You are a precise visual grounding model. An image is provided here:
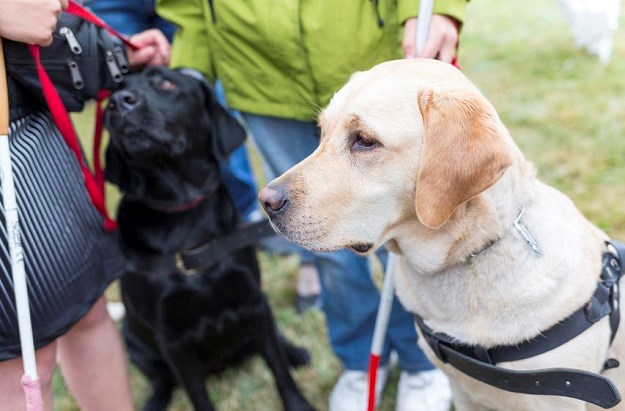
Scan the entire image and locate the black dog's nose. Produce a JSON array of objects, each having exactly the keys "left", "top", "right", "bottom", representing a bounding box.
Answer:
[
  {"left": 109, "top": 90, "right": 140, "bottom": 113},
  {"left": 258, "top": 185, "right": 289, "bottom": 215}
]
